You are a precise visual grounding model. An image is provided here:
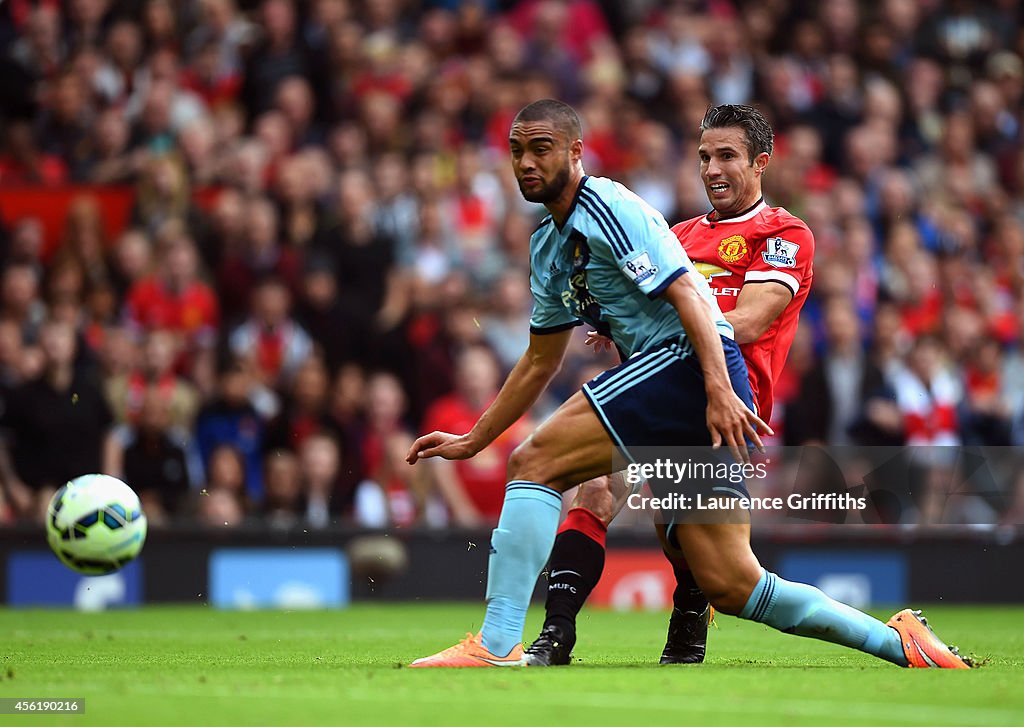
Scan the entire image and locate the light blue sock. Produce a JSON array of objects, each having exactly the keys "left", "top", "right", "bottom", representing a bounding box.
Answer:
[
  {"left": 480, "top": 481, "right": 563, "bottom": 657},
  {"left": 740, "top": 569, "right": 908, "bottom": 666}
]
